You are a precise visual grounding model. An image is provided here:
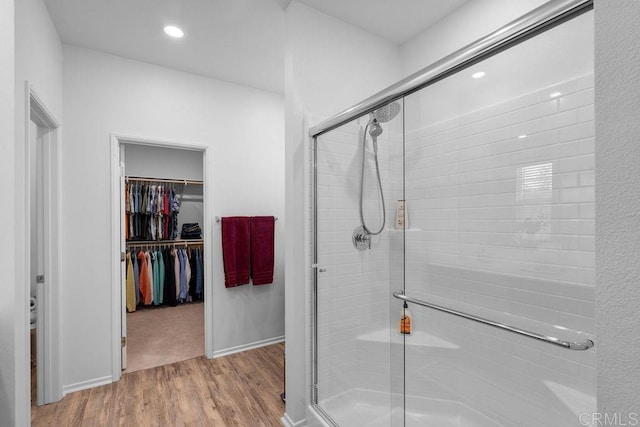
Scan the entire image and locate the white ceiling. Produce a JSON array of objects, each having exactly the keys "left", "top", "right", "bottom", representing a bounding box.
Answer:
[
  {"left": 43, "top": 0, "right": 287, "bottom": 93},
  {"left": 296, "top": 0, "right": 472, "bottom": 44},
  {"left": 43, "top": 0, "right": 471, "bottom": 94}
]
